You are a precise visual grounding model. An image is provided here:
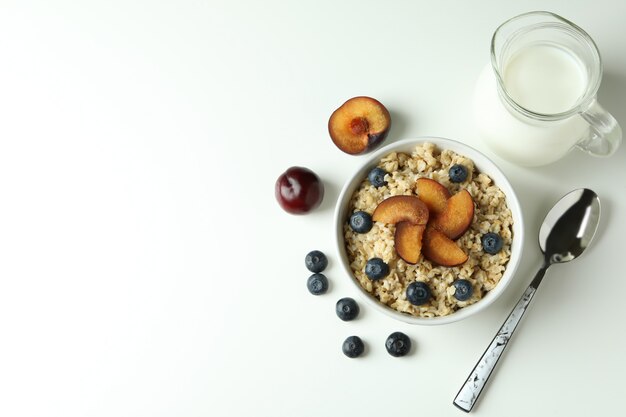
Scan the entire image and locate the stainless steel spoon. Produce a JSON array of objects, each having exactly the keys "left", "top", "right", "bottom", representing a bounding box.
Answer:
[{"left": 453, "top": 188, "right": 601, "bottom": 413}]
